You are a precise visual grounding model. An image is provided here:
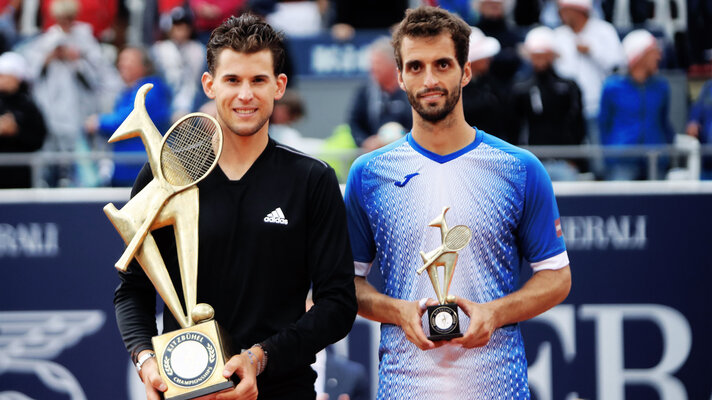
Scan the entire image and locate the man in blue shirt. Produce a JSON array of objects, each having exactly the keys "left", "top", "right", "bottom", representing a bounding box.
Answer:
[
  {"left": 686, "top": 79, "right": 712, "bottom": 178},
  {"left": 598, "top": 29, "right": 675, "bottom": 180},
  {"left": 85, "top": 46, "right": 173, "bottom": 187},
  {"left": 344, "top": 7, "right": 571, "bottom": 400}
]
